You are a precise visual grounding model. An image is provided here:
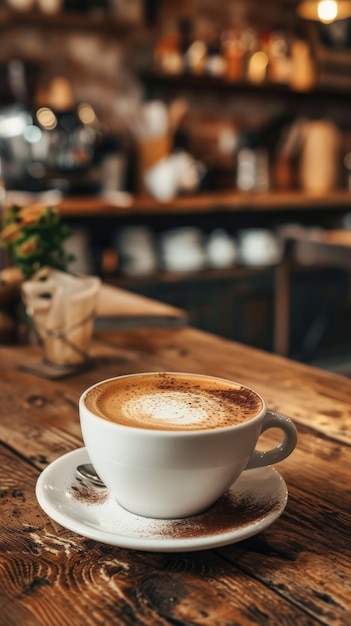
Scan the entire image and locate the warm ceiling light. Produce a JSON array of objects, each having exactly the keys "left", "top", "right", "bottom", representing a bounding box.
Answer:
[
  {"left": 318, "top": 0, "right": 338, "bottom": 21},
  {"left": 297, "top": 0, "right": 351, "bottom": 22}
]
